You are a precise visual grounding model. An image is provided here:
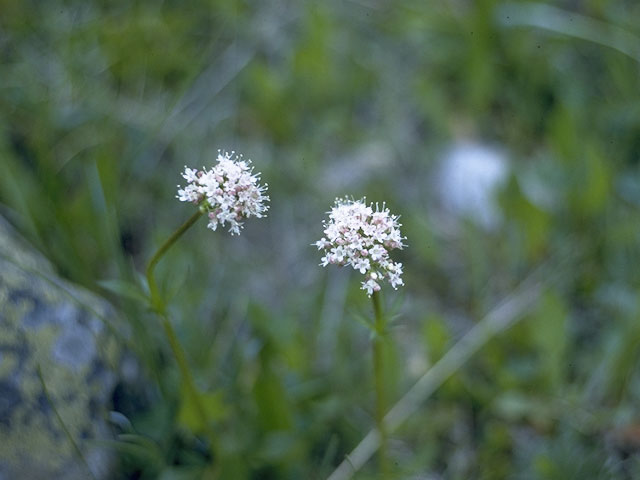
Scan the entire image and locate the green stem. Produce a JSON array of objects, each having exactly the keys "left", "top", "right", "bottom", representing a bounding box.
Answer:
[
  {"left": 145, "top": 209, "right": 220, "bottom": 472},
  {"left": 371, "top": 291, "right": 389, "bottom": 478},
  {"left": 146, "top": 210, "right": 203, "bottom": 313},
  {"left": 160, "top": 312, "right": 220, "bottom": 461}
]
